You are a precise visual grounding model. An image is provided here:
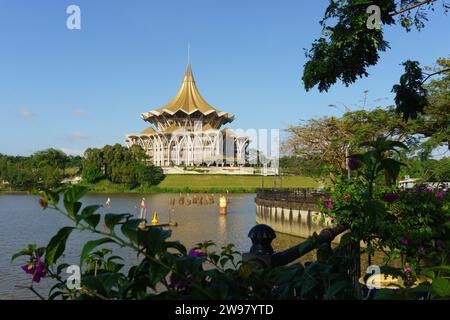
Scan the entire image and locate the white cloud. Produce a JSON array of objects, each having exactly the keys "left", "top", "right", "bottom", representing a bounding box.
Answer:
[
  {"left": 19, "top": 107, "right": 35, "bottom": 119},
  {"left": 68, "top": 131, "right": 89, "bottom": 140},
  {"left": 73, "top": 108, "right": 87, "bottom": 117}
]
